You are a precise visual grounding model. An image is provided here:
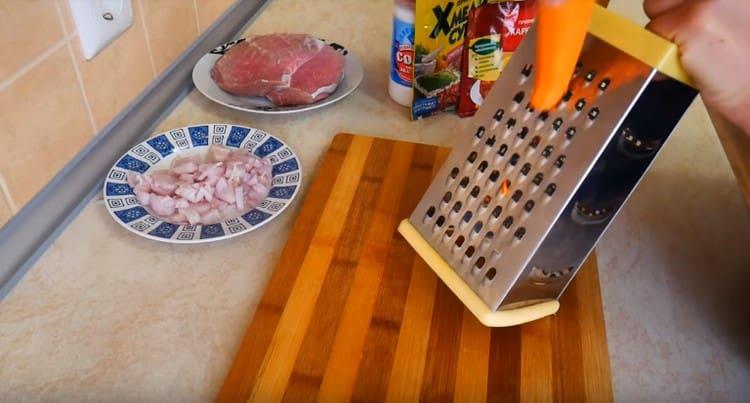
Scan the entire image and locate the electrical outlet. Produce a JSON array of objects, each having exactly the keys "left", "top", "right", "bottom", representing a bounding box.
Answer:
[{"left": 68, "top": 0, "right": 133, "bottom": 60}]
